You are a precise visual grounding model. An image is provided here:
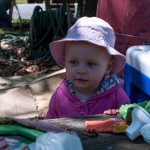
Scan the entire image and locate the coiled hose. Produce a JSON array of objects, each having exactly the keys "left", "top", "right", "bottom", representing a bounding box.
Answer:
[{"left": 29, "top": 3, "right": 76, "bottom": 65}]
